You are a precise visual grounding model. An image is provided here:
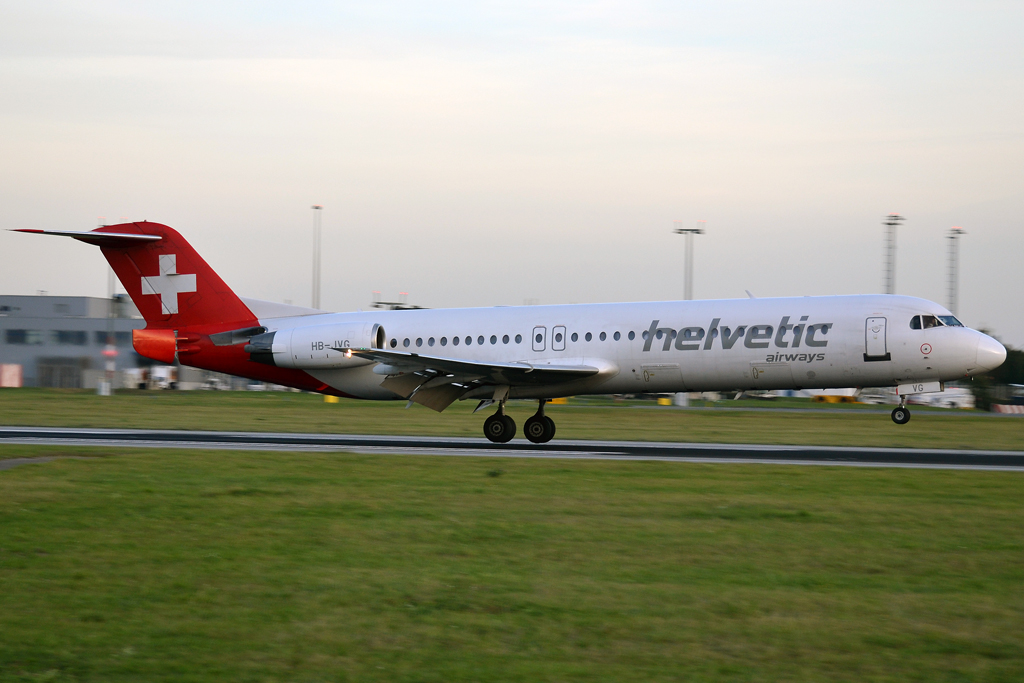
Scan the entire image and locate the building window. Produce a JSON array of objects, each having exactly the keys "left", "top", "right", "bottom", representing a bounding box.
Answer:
[
  {"left": 5, "top": 329, "right": 44, "bottom": 345},
  {"left": 53, "top": 330, "right": 88, "bottom": 346}
]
